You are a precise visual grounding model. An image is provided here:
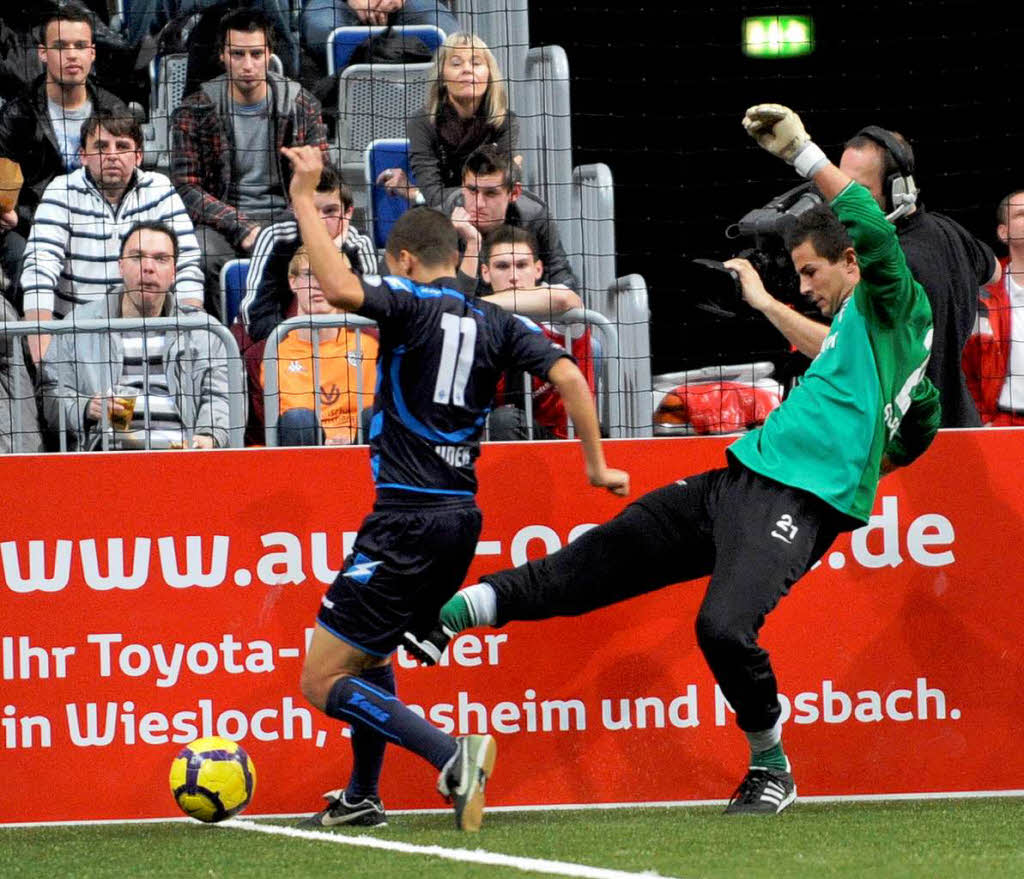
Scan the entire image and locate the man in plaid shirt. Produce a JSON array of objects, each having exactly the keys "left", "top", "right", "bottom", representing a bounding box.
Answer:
[{"left": 171, "top": 8, "right": 327, "bottom": 319}]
